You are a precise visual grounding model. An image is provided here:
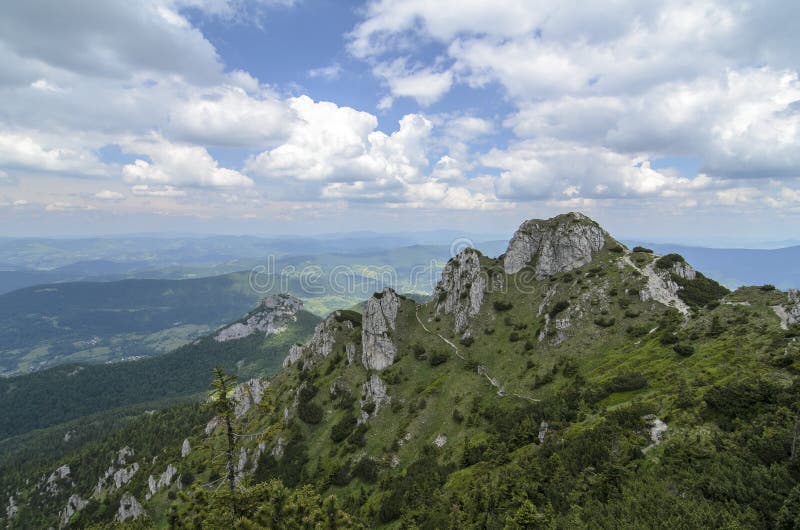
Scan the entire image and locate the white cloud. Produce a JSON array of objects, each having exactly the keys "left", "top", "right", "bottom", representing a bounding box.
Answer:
[
  {"left": 482, "top": 140, "right": 710, "bottom": 200},
  {"left": 94, "top": 190, "right": 125, "bottom": 200},
  {"left": 168, "top": 85, "right": 293, "bottom": 147},
  {"left": 123, "top": 135, "right": 253, "bottom": 187},
  {"left": 131, "top": 184, "right": 187, "bottom": 197},
  {"left": 373, "top": 58, "right": 453, "bottom": 106},
  {"left": 246, "top": 96, "right": 432, "bottom": 184},
  {"left": 30, "top": 79, "right": 63, "bottom": 92},
  {"left": 0, "top": 131, "right": 107, "bottom": 175},
  {"left": 307, "top": 64, "right": 342, "bottom": 80},
  {"left": 715, "top": 187, "right": 762, "bottom": 205},
  {"left": 45, "top": 202, "right": 92, "bottom": 211}
]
